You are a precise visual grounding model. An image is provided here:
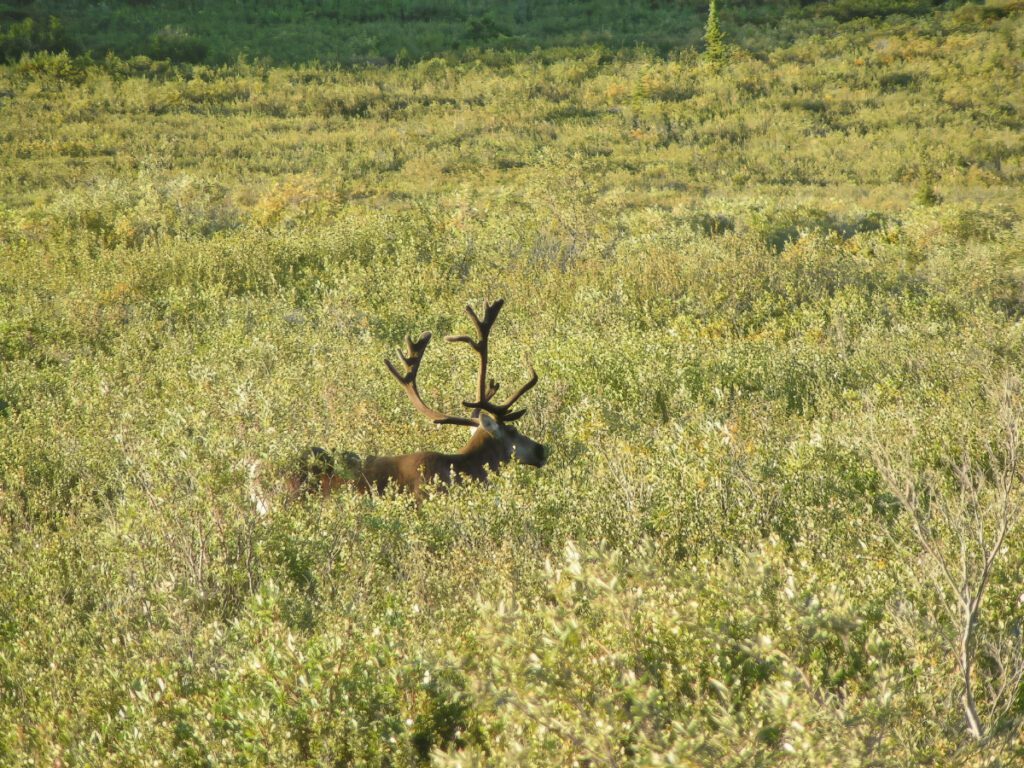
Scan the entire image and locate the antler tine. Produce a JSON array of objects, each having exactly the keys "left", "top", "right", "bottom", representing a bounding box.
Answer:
[
  {"left": 500, "top": 365, "right": 538, "bottom": 409},
  {"left": 384, "top": 332, "right": 478, "bottom": 427},
  {"left": 464, "top": 366, "right": 538, "bottom": 422},
  {"left": 445, "top": 298, "right": 506, "bottom": 414},
  {"left": 466, "top": 298, "right": 504, "bottom": 336}
]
